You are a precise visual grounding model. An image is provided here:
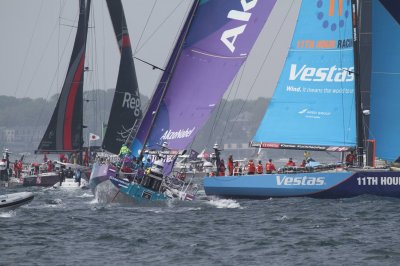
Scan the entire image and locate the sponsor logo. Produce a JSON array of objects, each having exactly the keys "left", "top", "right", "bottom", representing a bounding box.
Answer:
[
  {"left": 277, "top": 175, "right": 325, "bottom": 186},
  {"left": 261, "top": 143, "right": 280, "bottom": 149},
  {"left": 298, "top": 108, "right": 331, "bottom": 119},
  {"left": 221, "top": 0, "right": 258, "bottom": 53},
  {"left": 358, "top": 176, "right": 400, "bottom": 186},
  {"left": 289, "top": 64, "right": 354, "bottom": 82},
  {"left": 160, "top": 127, "right": 195, "bottom": 141},
  {"left": 316, "top": 0, "right": 350, "bottom": 32},
  {"left": 122, "top": 92, "right": 141, "bottom": 117}
]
